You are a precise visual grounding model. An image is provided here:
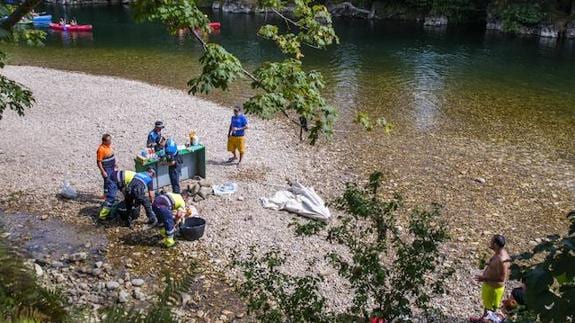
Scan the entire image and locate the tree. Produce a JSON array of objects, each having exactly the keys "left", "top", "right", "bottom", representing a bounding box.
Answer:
[
  {"left": 0, "top": 0, "right": 45, "bottom": 120},
  {"left": 133, "top": 0, "right": 341, "bottom": 144},
  {"left": 509, "top": 210, "right": 575, "bottom": 322}
]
